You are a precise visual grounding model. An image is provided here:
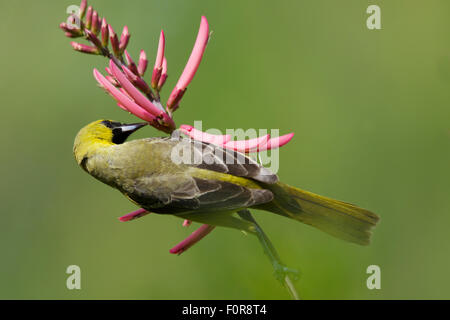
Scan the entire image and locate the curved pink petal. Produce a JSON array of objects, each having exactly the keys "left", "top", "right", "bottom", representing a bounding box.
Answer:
[
  {"left": 93, "top": 68, "right": 156, "bottom": 122},
  {"left": 176, "top": 17, "right": 209, "bottom": 90},
  {"left": 180, "top": 124, "right": 231, "bottom": 145},
  {"left": 121, "top": 64, "right": 151, "bottom": 94},
  {"left": 223, "top": 134, "right": 270, "bottom": 153},
  {"left": 167, "top": 16, "right": 209, "bottom": 107},
  {"left": 116, "top": 102, "right": 129, "bottom": 112},
  {"left": 109, "top": 60, "right": 163, "bottom": 117},
  {"left": 119, "top": 208, "right": 150, "bottom": 222},
  {"left": 124, "top": 50, "right": 139, "bottom": 75},
  {"left": 258, "top": 133, "right": 295, "bottom": 151},
  {"left": 169, "top": 224, "right": 216, "bottom": 255}
]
